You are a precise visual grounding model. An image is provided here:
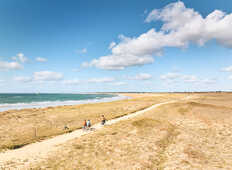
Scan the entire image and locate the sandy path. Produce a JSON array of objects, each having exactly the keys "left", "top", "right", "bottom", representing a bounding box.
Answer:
[{"left": 0, "top": 99, "right": 180, "bottom": 169}]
